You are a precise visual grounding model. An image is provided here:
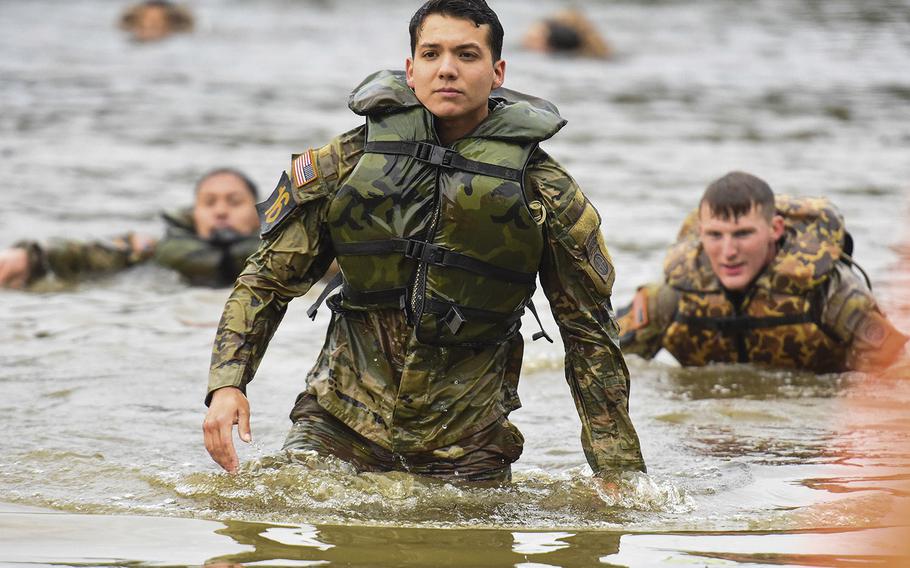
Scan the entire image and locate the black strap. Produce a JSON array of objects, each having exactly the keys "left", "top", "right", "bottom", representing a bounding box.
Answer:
[
  {"left": 341, "top": 285, "right": 408, "bottom": 308},
  {"left": 423, "top": 298, "right": 525, "bottom": 335},
  {"left": 526, "top": 299, "right": 554, "bottom": 343},
  {"left": 365, "top": 141, "right": 523, "bottom": 182},
  {"left": 306, "top": 272, "right": 344, "bottom": 320},
  {"left": 841, "top": 254, "right": 873, "bottom": 291},
  {"left": 674, "top": 312, "right": 814, "bottom": 333},
  {"left": 335, "top": 238, "right": 536, "bottom": 285}
]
